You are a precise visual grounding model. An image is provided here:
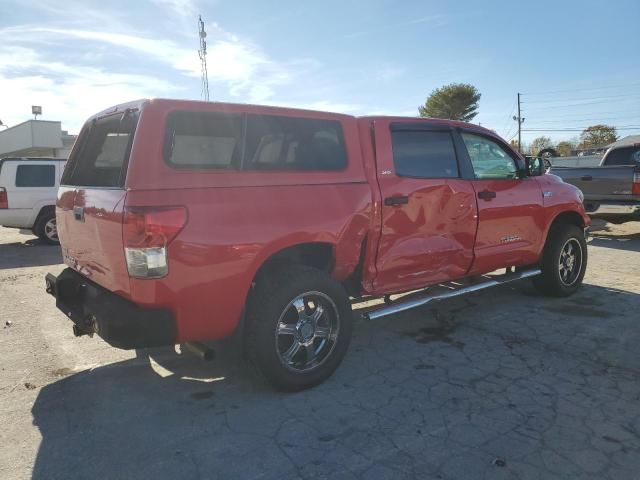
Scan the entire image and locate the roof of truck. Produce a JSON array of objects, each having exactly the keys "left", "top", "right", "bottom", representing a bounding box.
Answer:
[
  {"left": 608, "top": 135, "right": 640, "bottom": 149},
  {"left": 89, "top": 98, "right": 497, "bottom": 138}
]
